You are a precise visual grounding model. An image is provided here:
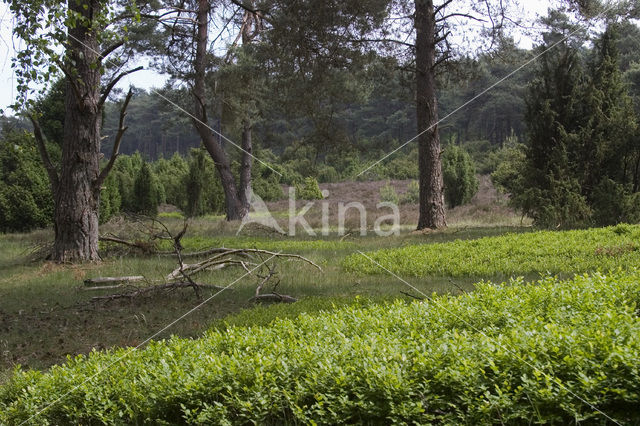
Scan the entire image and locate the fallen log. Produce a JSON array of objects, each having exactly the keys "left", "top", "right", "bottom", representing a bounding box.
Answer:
[{"left": 84, "top": 276, "right": 146, "bottom": 286}]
